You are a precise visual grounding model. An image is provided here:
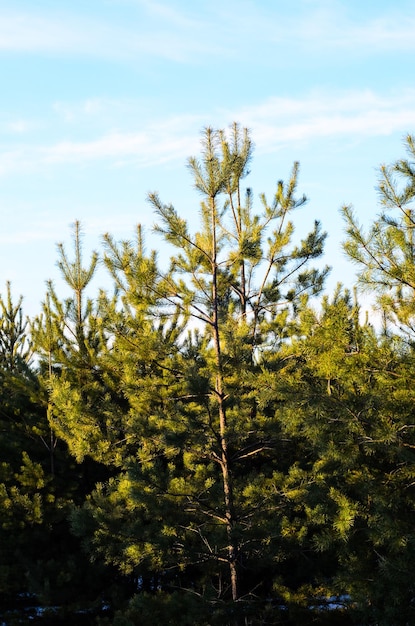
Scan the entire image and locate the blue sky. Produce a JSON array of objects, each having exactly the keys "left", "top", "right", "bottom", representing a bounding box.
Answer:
[{"left": 1, "top": 0, "right": 415, "bottom": 318}]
